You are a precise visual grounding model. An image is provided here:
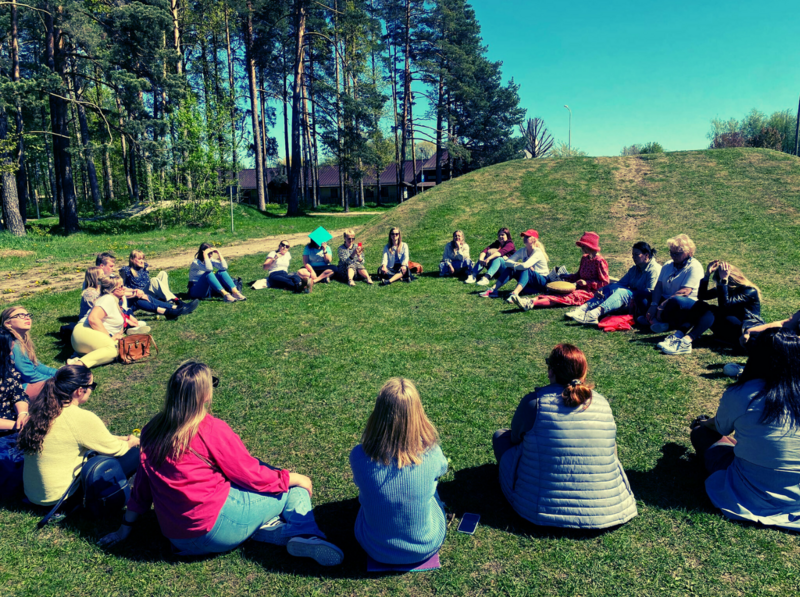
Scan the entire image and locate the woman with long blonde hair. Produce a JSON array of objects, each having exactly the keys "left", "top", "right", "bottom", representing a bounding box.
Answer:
[
  {"left": 350, "top": 378, "right": 448, "bottom": 564},
  {"left": 99, "top": 361, "right": 343, "bottom": 566},
  {"left": 378, "top": 227, "right": 411, "bottom": 284},
  {"left": 1, "top": 305, "right": 57, "bottom": 399},
  {"left": 659, "top": 259, "right": 764, "bottom": 355}
]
